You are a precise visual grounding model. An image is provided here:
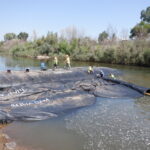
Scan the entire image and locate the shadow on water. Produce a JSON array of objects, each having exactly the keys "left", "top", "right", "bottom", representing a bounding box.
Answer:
[{"left": 0, "top": 55, "right": 150, "bottom": 150}]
